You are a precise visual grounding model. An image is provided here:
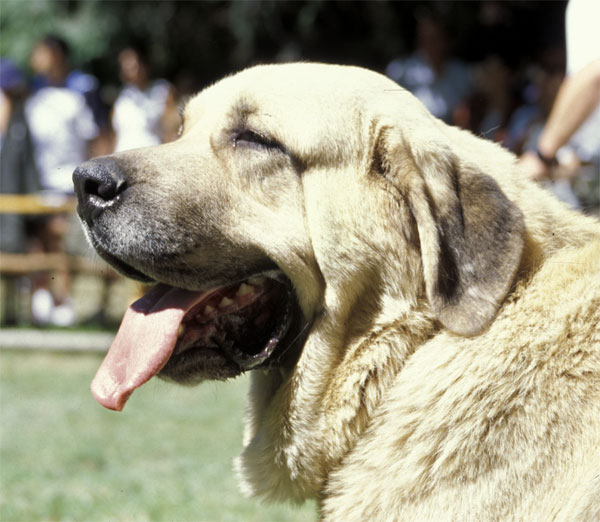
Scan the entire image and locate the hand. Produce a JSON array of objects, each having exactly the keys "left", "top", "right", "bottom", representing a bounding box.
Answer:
[{"left": 518, "top": 150, "right": 549, "bottom": 181}]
